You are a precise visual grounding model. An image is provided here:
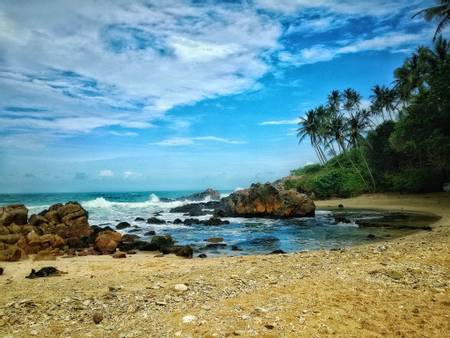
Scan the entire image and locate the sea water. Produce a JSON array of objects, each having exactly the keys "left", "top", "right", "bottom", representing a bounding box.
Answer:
[{"left": 0, "top": 191, "right": 419, "bottom": 256}]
